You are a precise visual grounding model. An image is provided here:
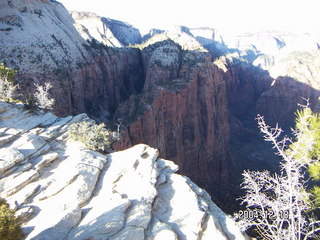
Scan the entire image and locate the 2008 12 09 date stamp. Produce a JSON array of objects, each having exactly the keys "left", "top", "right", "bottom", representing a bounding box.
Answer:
[{"left": 235, "top": 209, "right": 289, "bottom": 220}]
